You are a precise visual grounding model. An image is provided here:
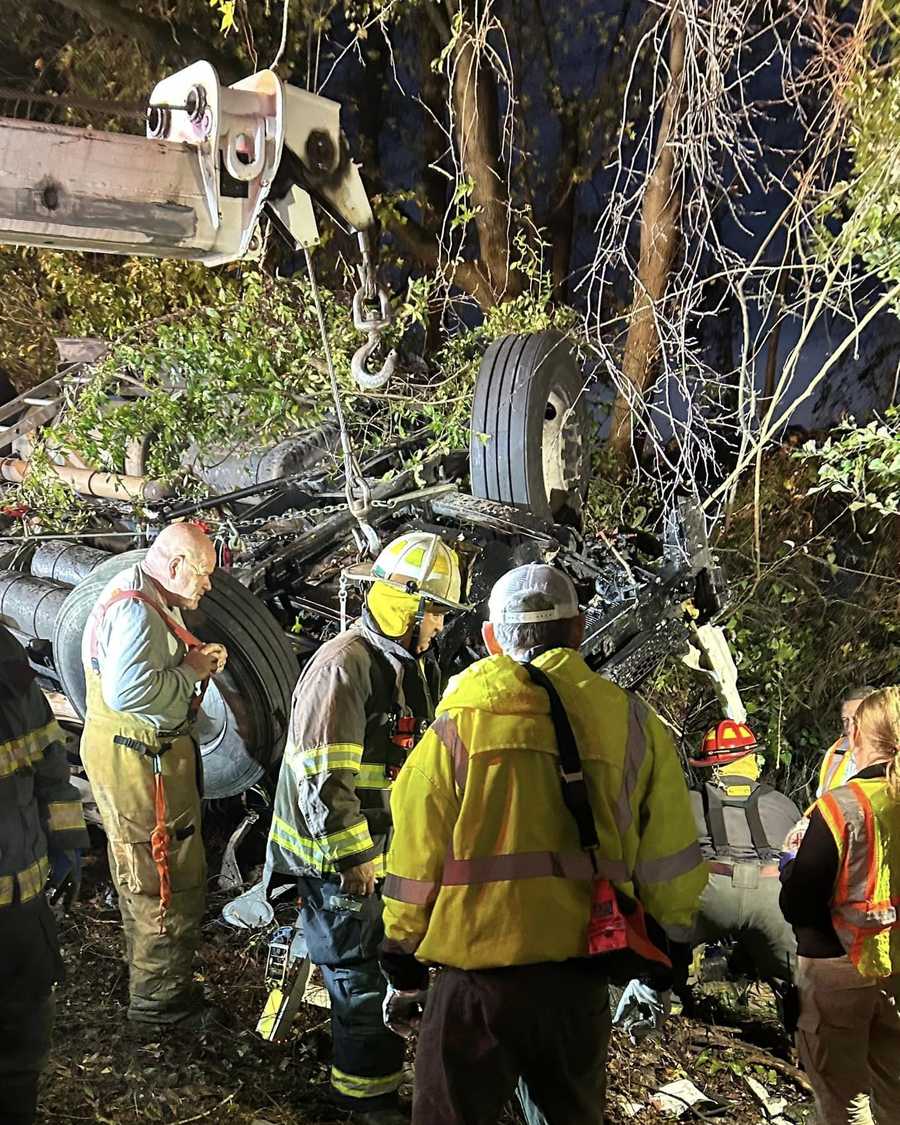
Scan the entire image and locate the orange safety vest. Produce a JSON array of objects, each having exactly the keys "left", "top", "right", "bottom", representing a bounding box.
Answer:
[
  {"left": 88, "top": 588, "right": 205, "bottom": 929},
  {"left": 817, "top": 777, "right": 900, "bottom": 978}
]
